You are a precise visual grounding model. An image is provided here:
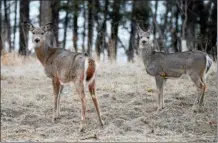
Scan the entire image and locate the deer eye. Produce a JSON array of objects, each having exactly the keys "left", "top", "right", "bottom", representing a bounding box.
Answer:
[
  {"left": 147, "top": 36, "right": 150, "bottom": 39},
  {"left": 33, "top": 32, "right": 35, "bottom": 34},
  {"left": 41, "top": 32, "right": 44, "bottom": 35}
]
